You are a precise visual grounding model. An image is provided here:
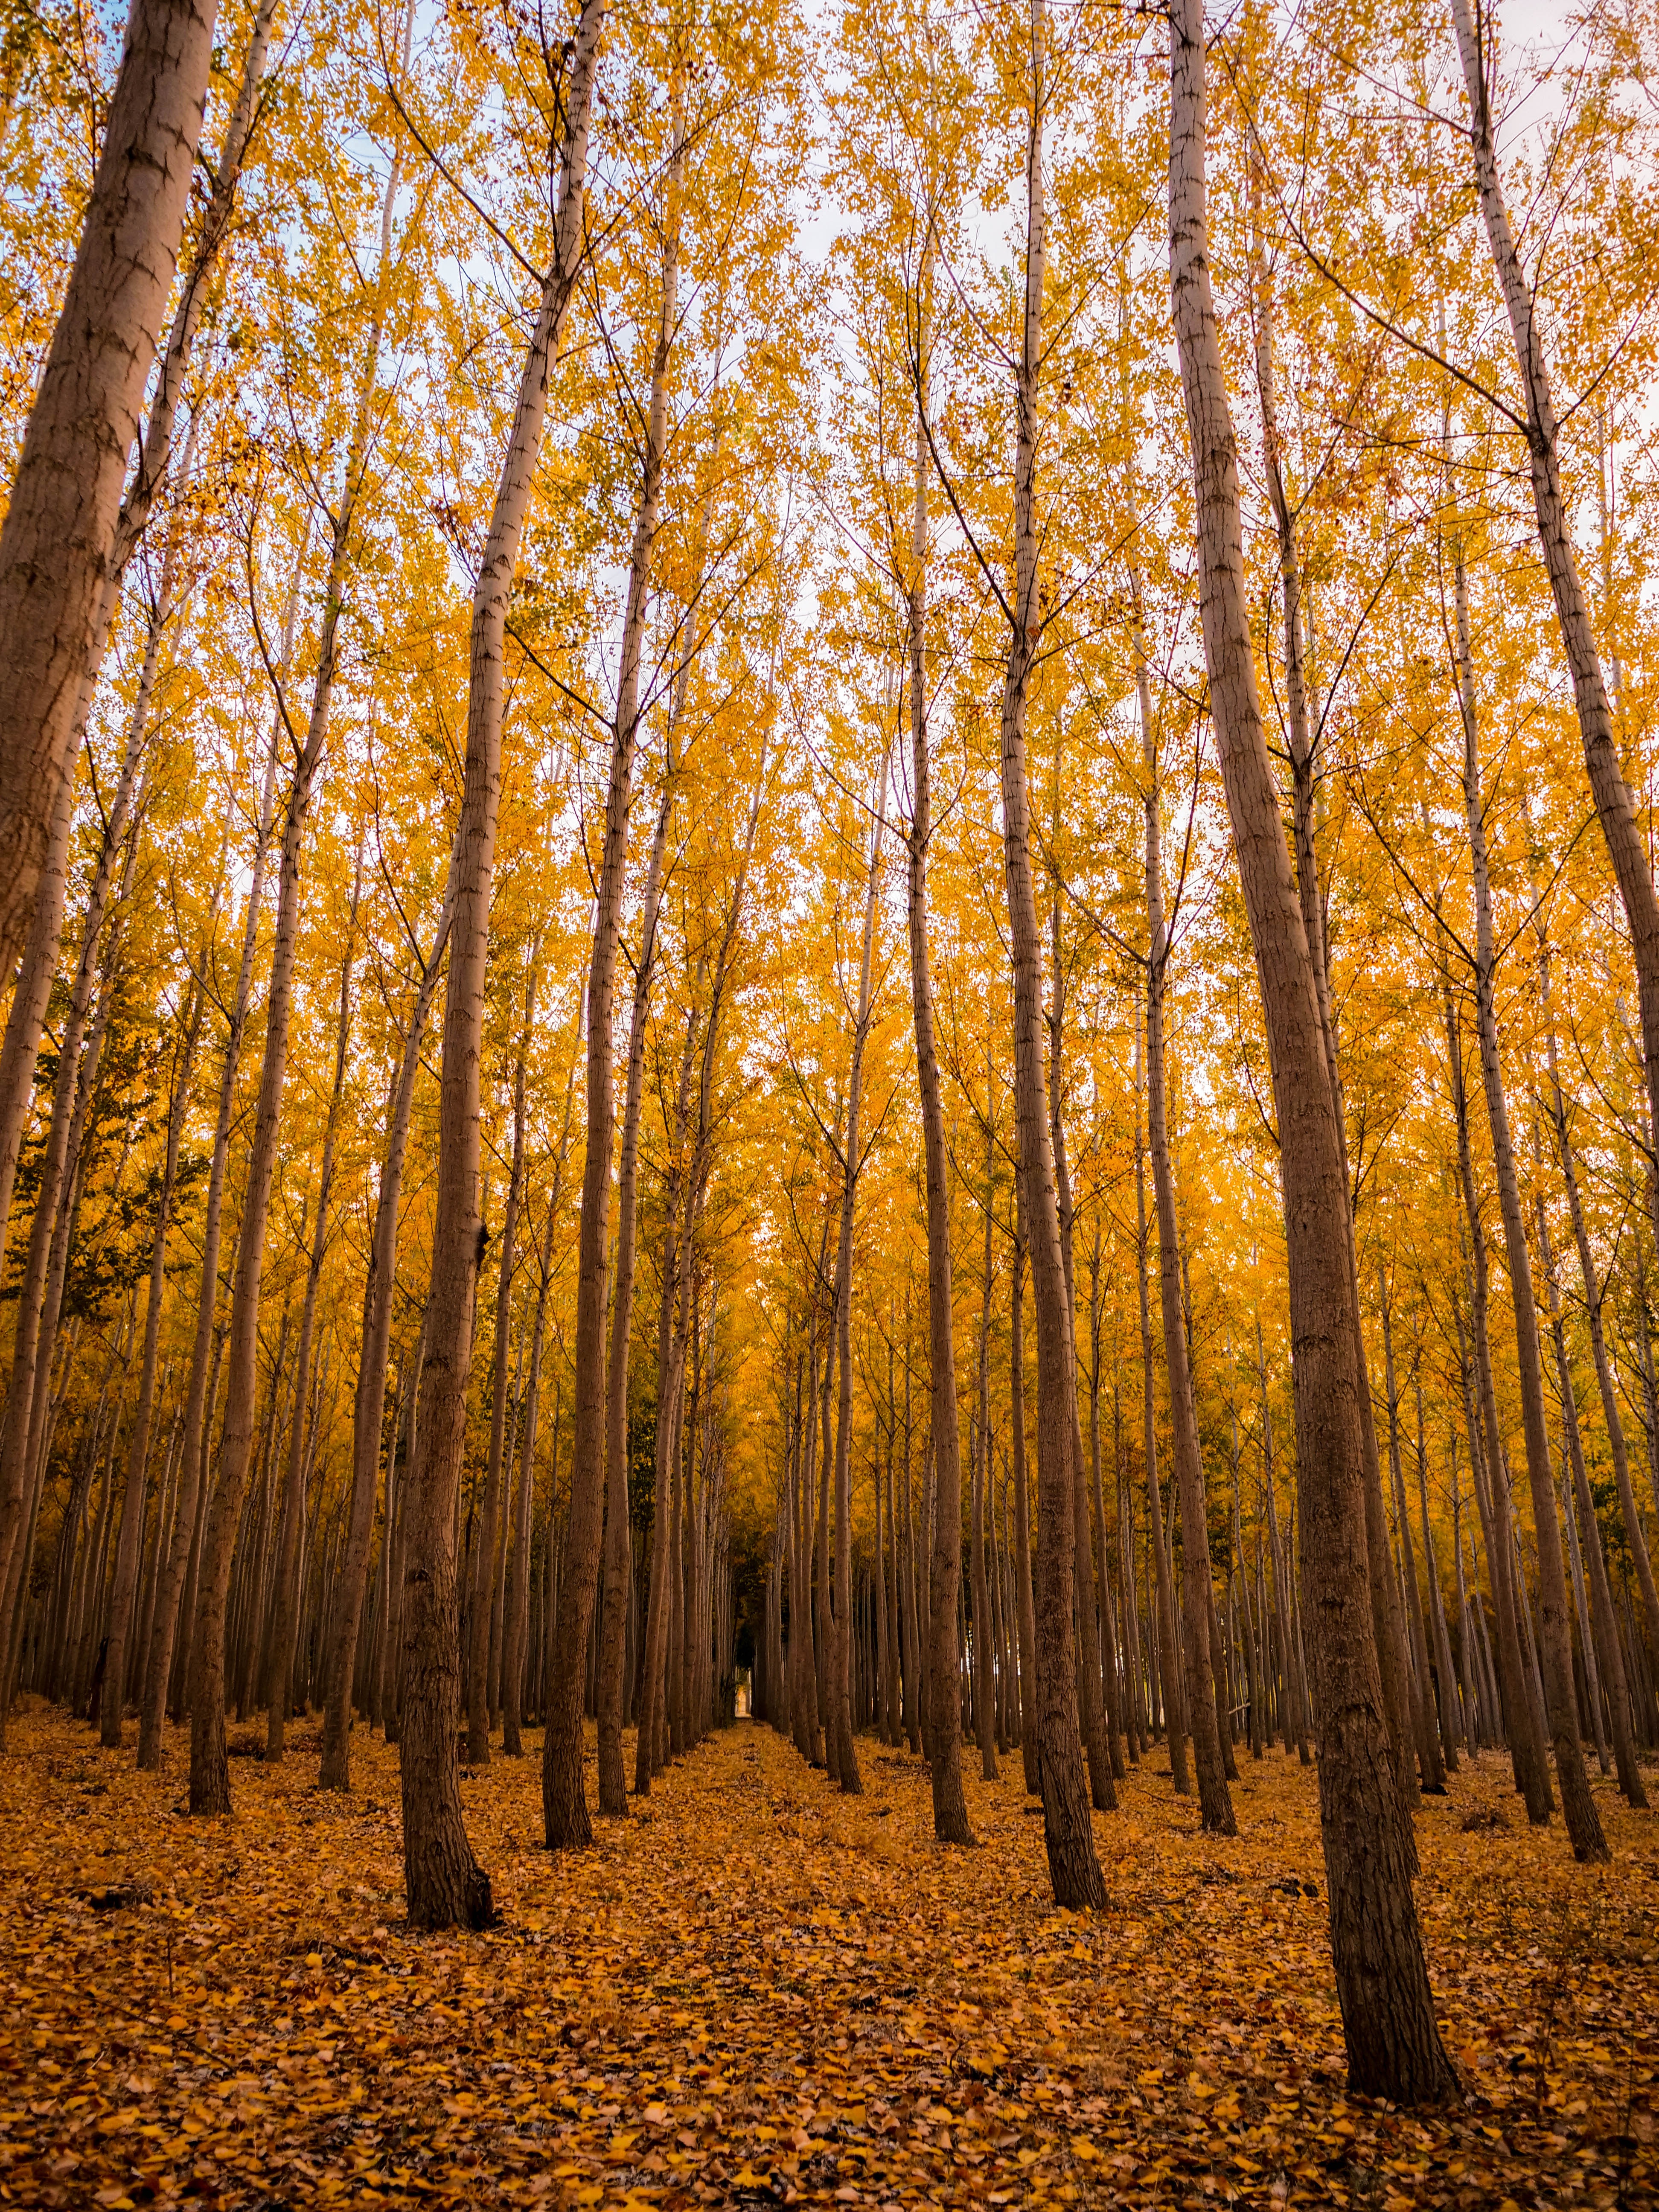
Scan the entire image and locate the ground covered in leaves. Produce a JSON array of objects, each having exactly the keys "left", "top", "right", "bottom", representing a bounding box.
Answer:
[{"left": 0, "top": 1705, "right": 1654, "bottom": 2209}]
